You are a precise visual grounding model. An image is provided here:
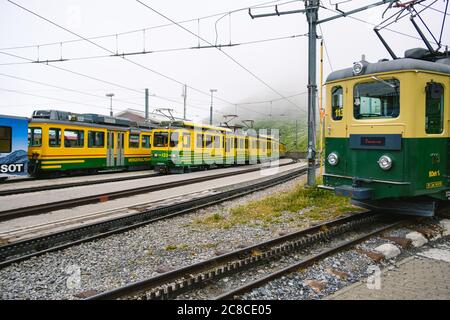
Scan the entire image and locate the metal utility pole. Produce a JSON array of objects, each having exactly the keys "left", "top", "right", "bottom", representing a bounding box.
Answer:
[
  {"left": 248, "top": 0, "right": 396, "bottom": 187},
  {"left": 305, "top": 0, "right": 318, "bottom": 187},
  {"left": 209, "top": 89, "right": 217, "bottom": 125},
  {"left": 106, "top": 93, "right": 114, "bottom": 116},
  {"left": 182, "top": 84, "right": 187, "bottom": 120},
  {"left": 145, "top": 88, "right": 149, "bottom": 120}
]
